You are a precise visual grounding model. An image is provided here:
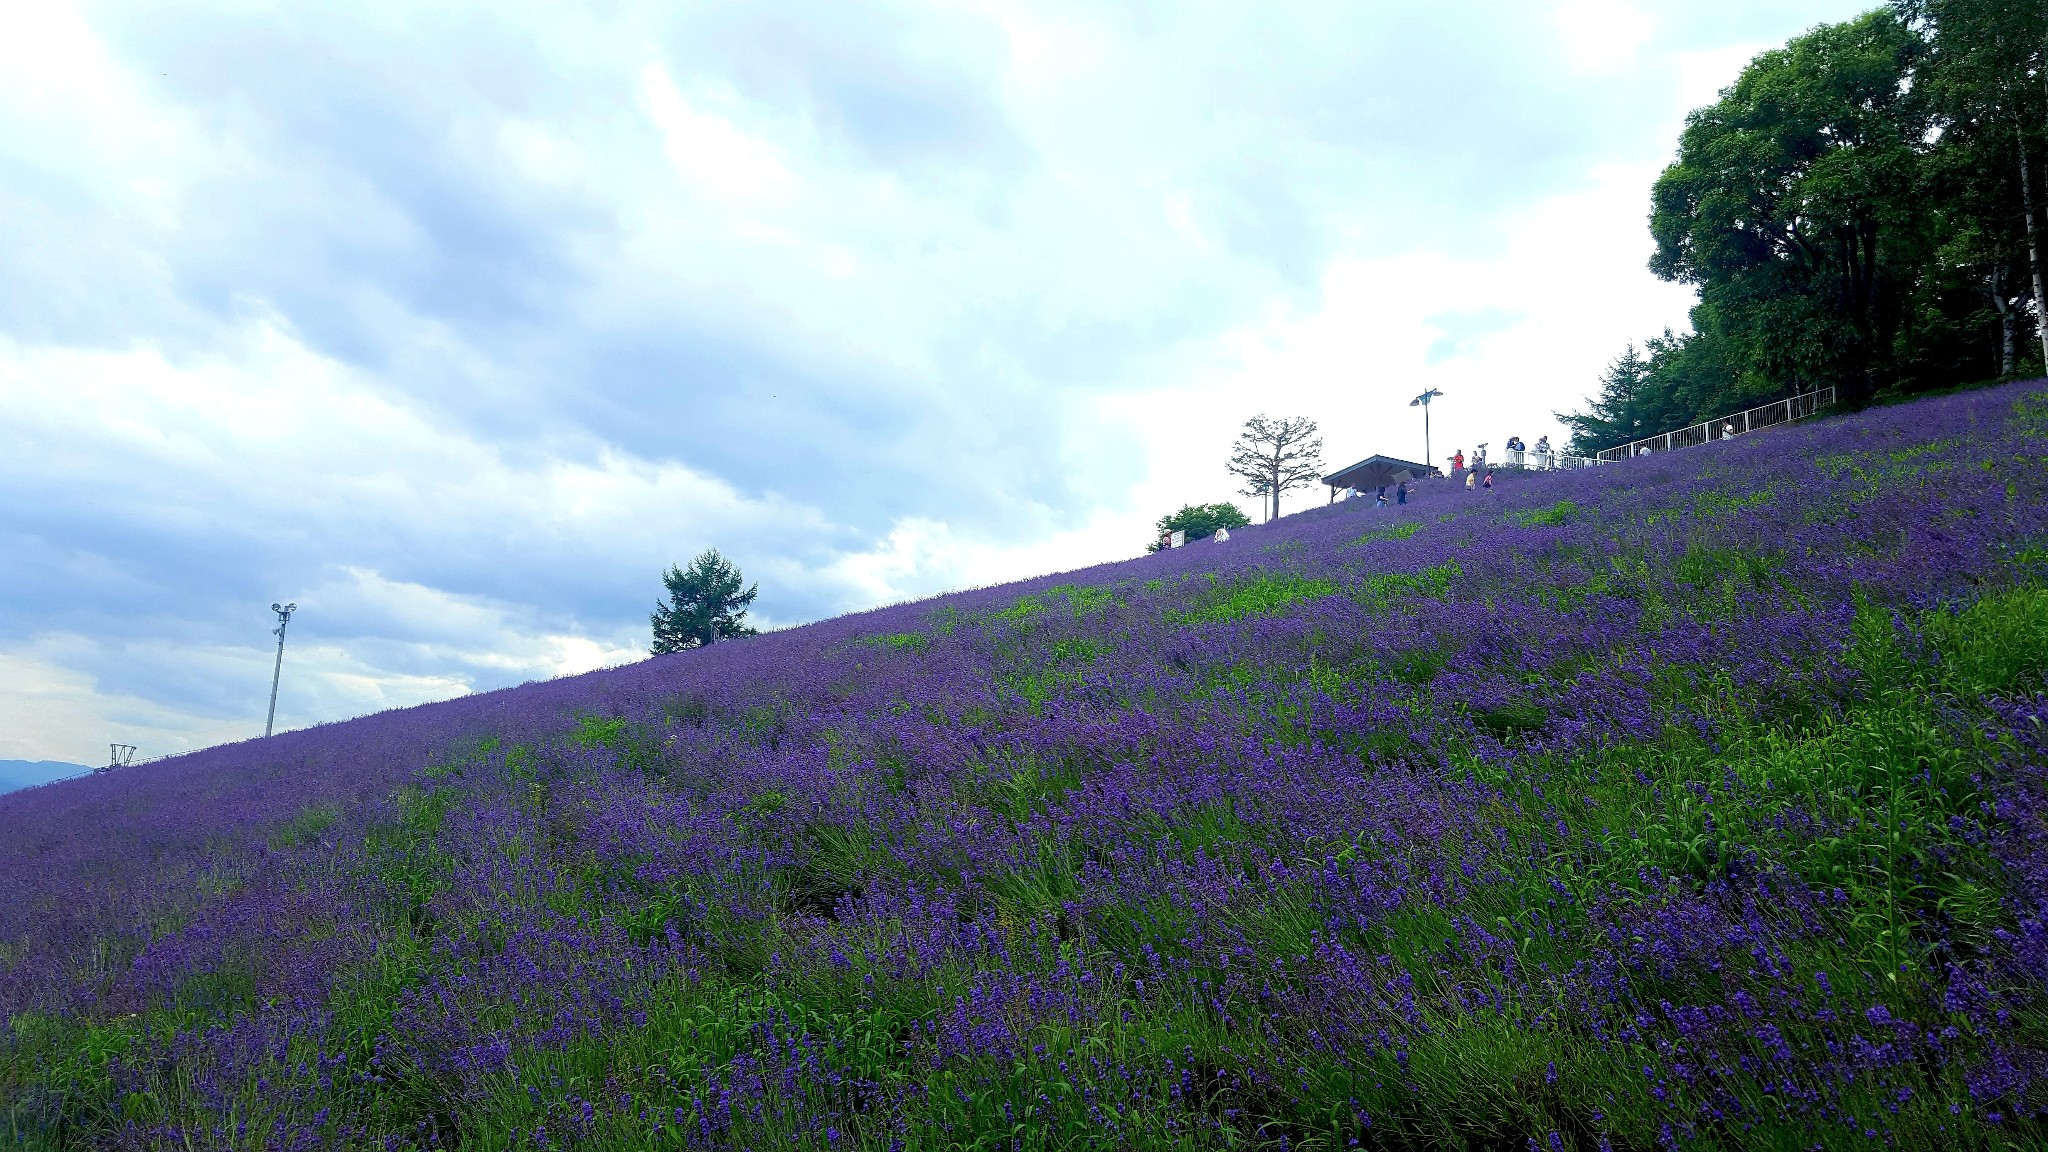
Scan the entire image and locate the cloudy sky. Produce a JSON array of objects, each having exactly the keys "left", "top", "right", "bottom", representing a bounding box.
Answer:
[{"left": 1, "top": 0, "right": 1873, "bottom": 765}]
